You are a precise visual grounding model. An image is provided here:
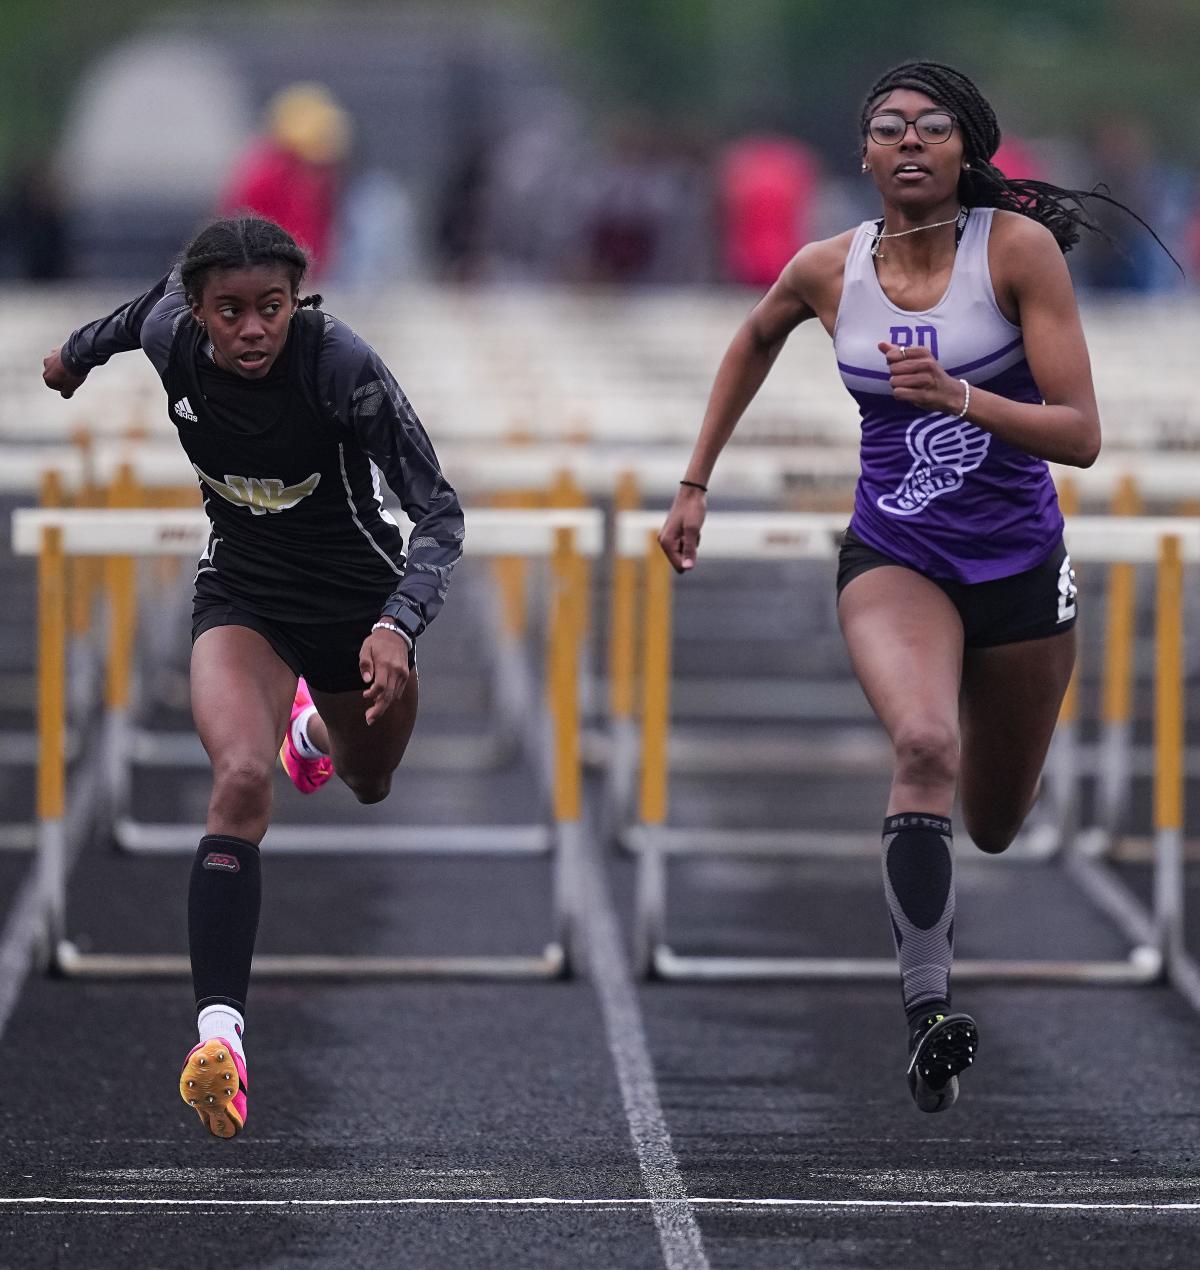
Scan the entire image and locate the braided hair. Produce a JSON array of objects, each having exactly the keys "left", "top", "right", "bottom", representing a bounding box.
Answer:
[
  {"left": 181, "top": 215, "right": 324, "bottom": 308},
  {"left": 861, "top": 61, "right": 1175, "bottom": 263}
]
